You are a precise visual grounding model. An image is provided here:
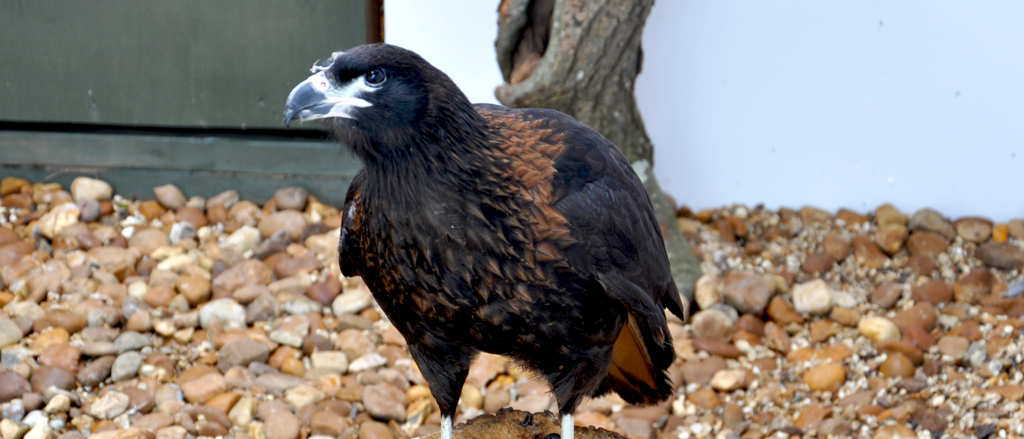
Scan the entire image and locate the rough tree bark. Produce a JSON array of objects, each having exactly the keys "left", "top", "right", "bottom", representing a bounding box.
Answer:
[{"left": 494, "top": 0, "right": 700, "bottom": 313}]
